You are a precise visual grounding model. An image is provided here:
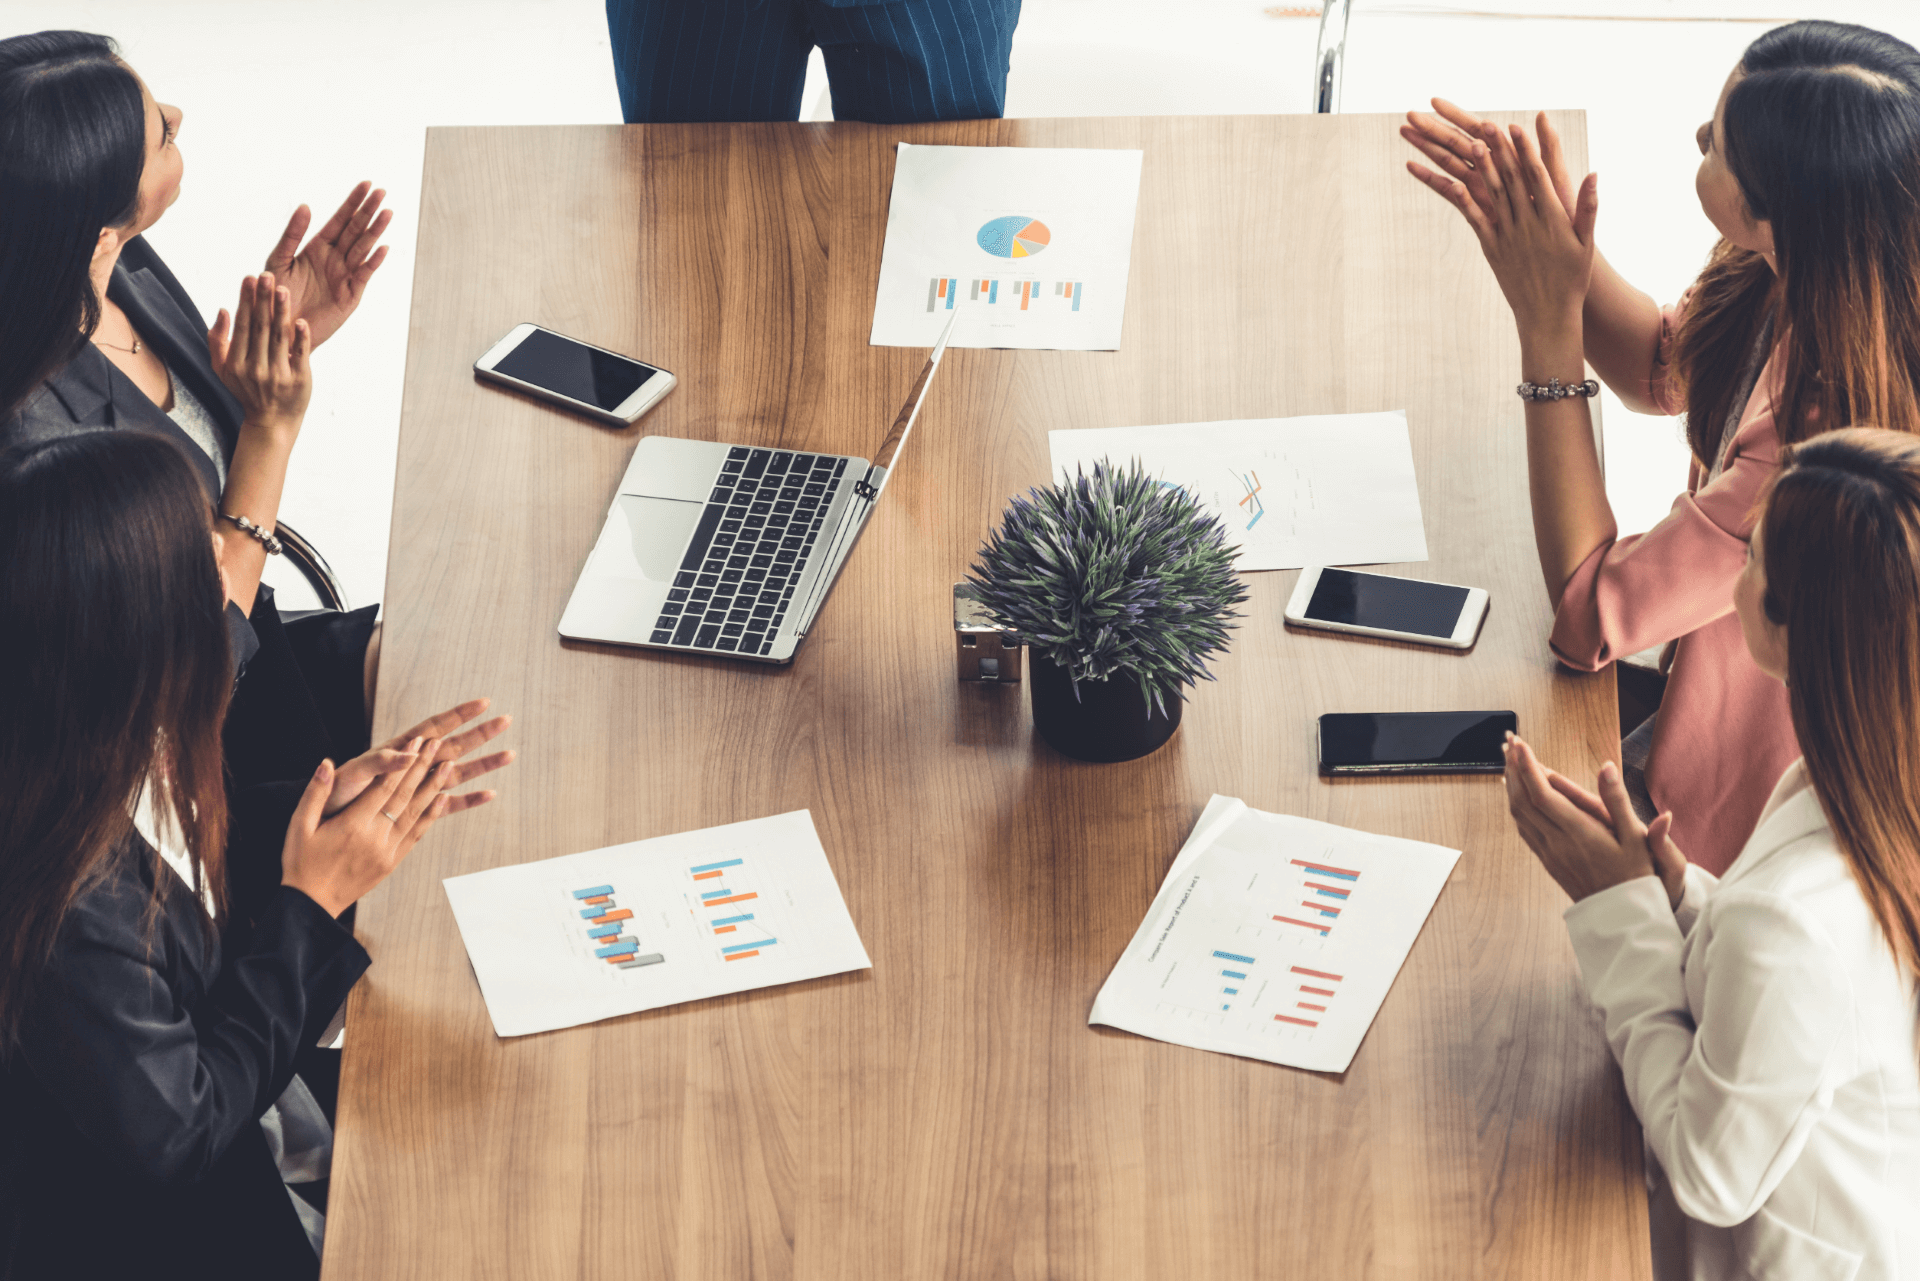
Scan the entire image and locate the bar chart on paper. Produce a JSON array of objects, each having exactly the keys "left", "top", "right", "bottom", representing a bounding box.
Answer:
[
  {"left": 1090, "top": 797, "right": 1459, "bottom": 1072},
  {"left": 689, "top": 856, "right": 779, "bottom": 962},
  {"left": 443, "top": 811, "right": 871, "bottom": 1037},
  {"left": 570, "top": 882, "right": 666, "bottom": 972}
]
